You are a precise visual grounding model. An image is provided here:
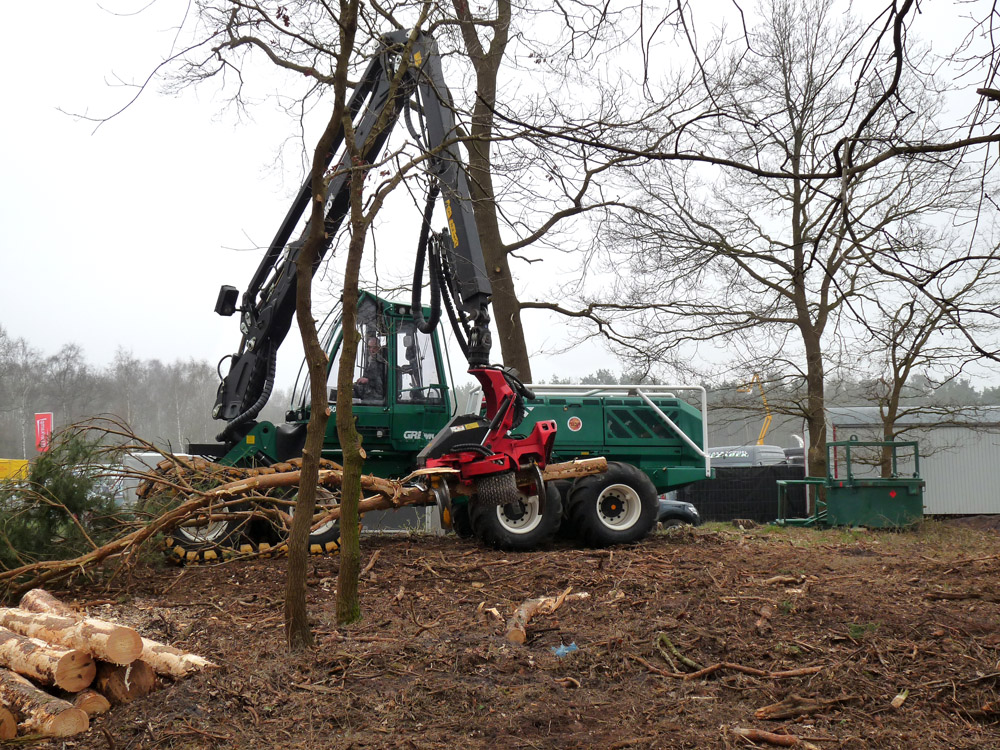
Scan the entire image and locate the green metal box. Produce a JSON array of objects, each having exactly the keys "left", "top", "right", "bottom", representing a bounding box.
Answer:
[
  {"left": 777, "top": 436, "right": 925, "bottom": 528},
  {"left": 825, "top": 477, "right": 924, "bottom": 528}
]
